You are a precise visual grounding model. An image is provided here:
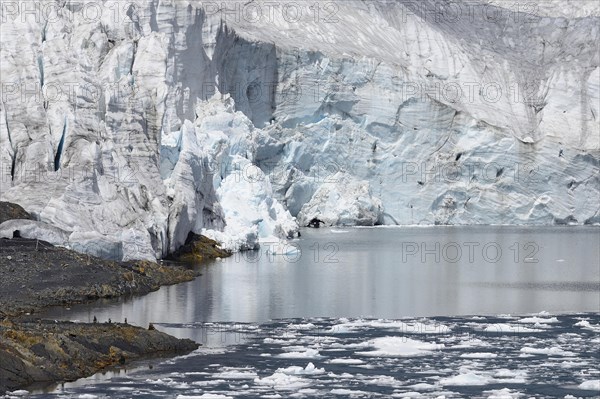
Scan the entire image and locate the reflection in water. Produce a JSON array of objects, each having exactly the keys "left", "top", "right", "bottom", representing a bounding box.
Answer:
[{"left": 43, "top": 226, "right": 600, "bottom": 334}]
